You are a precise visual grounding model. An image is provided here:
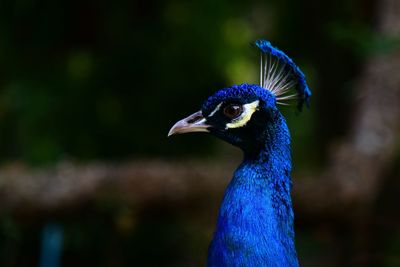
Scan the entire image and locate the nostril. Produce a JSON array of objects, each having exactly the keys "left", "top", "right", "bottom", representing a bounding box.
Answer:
[{"left": 187, "top": 115, "right": 203, "bottom": 123}]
